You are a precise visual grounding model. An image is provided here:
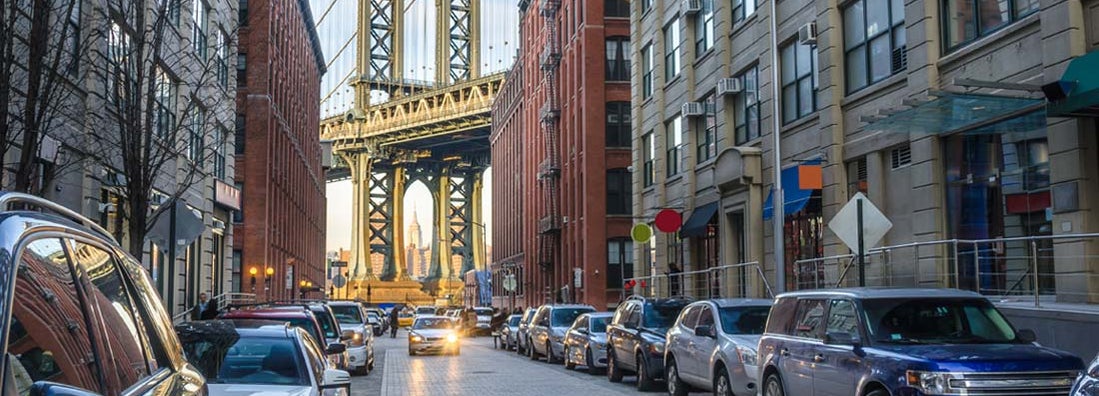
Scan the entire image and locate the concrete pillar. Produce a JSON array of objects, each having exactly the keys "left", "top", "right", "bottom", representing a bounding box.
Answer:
[
  {"left": 471, "top": 170, "right": 486, "bottom": 271},
  {"left": 436, "top": 169, "right": 454, "bottom": 280},
  {"left": 345, "top": 152, "right": 376, "bottom": 280},
  {"left": 390, "top": 166, "right": 409, "bottom": 281}
]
